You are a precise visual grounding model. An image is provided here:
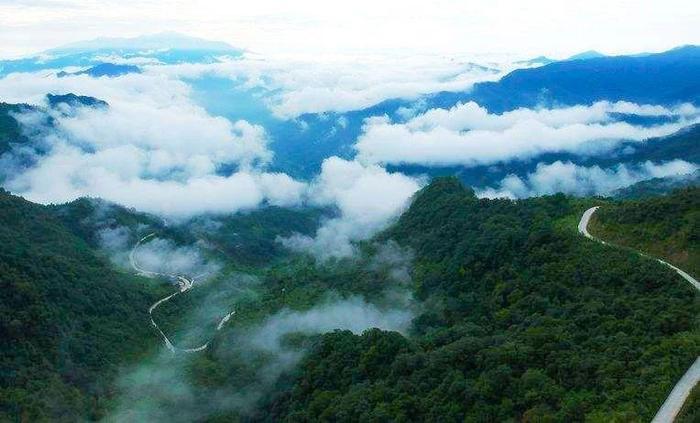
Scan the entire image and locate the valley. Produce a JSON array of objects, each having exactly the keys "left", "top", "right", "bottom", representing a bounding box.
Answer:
[{"left": 0, "top": 19, "right": 698, "bottom": 422}]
